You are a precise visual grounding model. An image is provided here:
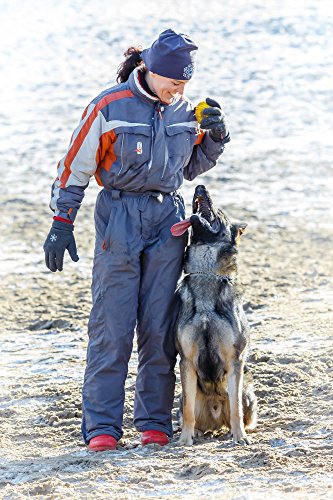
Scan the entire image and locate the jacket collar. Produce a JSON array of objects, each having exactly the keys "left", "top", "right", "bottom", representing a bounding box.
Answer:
[{"left": 128, "top": 68, "right": 159, "bottom": 105}]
